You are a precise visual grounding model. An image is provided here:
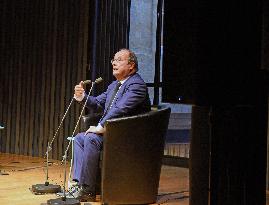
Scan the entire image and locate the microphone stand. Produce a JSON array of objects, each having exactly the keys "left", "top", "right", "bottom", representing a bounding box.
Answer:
[
  {"left": 0, "top": 125, "right": 8, "bottom": 176},
  {"left": 47, "top": 79, "right": 100, "bottom": 205},
  {"left": 32, "top": 98, "right": 75, "bottom": 194}
]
